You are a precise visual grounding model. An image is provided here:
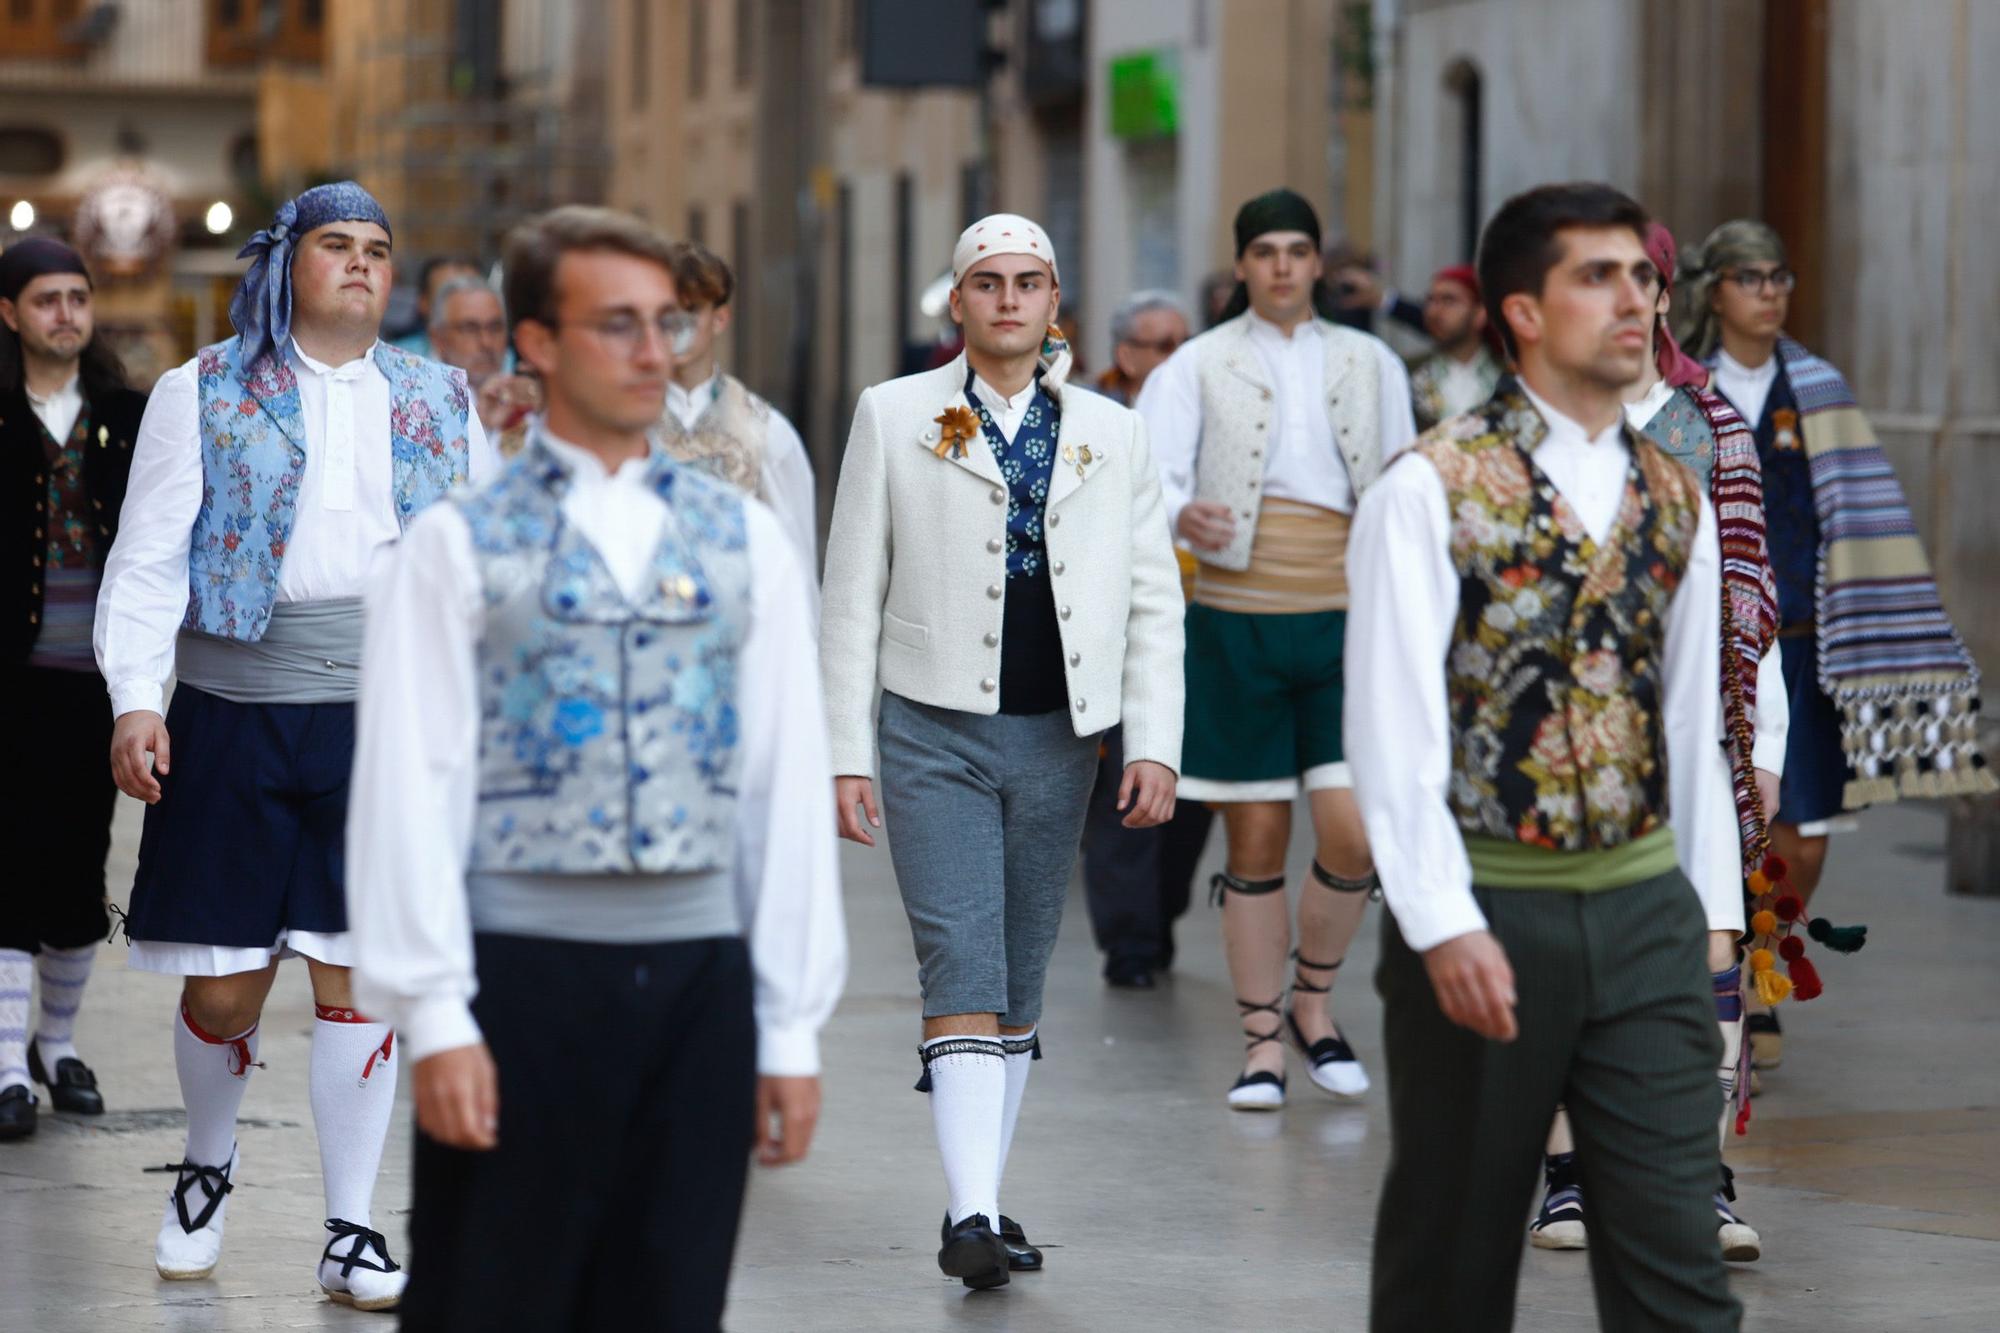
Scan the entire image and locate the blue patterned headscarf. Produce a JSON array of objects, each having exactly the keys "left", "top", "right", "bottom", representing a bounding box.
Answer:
[{"left": 228, "top": 181, "right": 392, "bottom": 368}]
